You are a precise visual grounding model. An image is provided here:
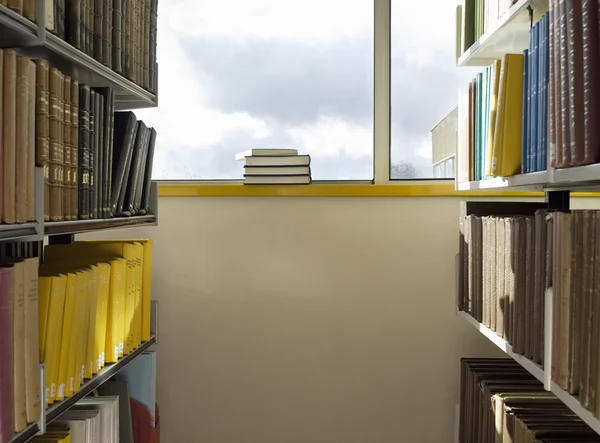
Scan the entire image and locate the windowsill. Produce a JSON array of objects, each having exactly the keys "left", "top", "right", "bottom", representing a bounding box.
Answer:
[{"left": 156, "top": 181, "right": 555, "bottom": 197}]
